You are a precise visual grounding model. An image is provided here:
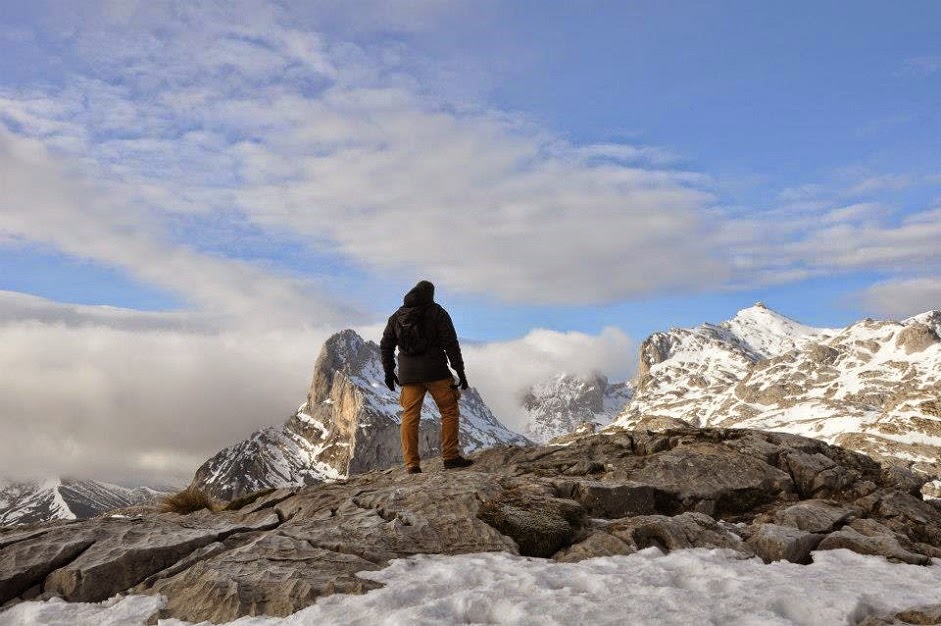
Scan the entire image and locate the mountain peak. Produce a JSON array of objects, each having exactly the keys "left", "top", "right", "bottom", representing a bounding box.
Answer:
[
  {"left": 193, "top": 329, "right": 528, "bottom": 500},
  {"left": 906, "top": 310, "right": 941, "bottom": 336},
  {"left": 724, "top": 303, "right": 830, "bottom": 358},
  {"left": 731, "top": 301, "right": 791, "bottom": 322},
  {"left": 321, "top": 329, "right": 369, "bottom": 366},
  {"left": 612, "top": 307, "right": 941, "bottom": 495}
]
